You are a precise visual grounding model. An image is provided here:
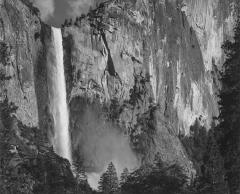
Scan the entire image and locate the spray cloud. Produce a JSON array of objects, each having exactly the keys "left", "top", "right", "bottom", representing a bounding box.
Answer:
[{"left": 71, "top": 101, "right": 139, "bottom": 189}]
